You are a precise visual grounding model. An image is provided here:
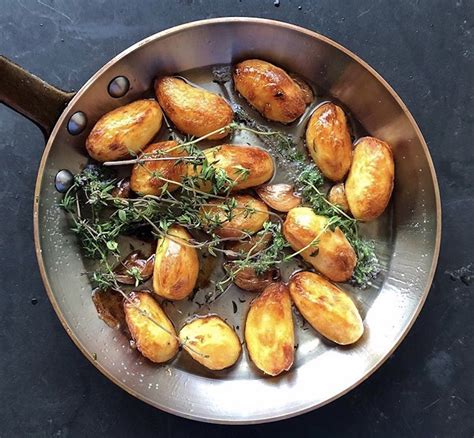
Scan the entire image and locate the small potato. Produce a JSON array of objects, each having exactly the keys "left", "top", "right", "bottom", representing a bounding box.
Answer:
[
  {"left": 289, "top": 271, "right": 363, "bottom": 345},
  {"left": 328, "top": 183, "right": 350, "bottom": 214},
  {"left": 155, "top": 76, "right": 233, "bottom": 139},
  {"left": 305, "top": 103, "right": 352, "bottom": 181},
  {"left": 179, "top": 315, "right": 241, "bottom": 370},
  {"left": 234, "top": 59, "right": 309, "bottom": 123},
  {"left": 289, "top": 73, "right": 314, "bottom": 105},
  {"left": 197, "top": 145, "right": 274, "bottom": 192},
  {"left": 201, "top": 195, "right": 269, "bottom": 238},
  {"left": 130, "top": 141, "right": 187, "bottom": 195},
  {"left": 86, "top": 99, "right": 163, "bottom": 162},
  {"left": 345, "top": 137, "right": 394, "bottom": 221},
  {"left": 153, "top": 225, "right": 199, "bottom": 300},
  {"left": 124, "top": 291, "right": 179, "bottom": 363},
  {"left": 245, "top": 283, "right": 295, "bottom": 376},
  {"left": 283, "top": 207, "right": 356, "bottom": 282}
]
